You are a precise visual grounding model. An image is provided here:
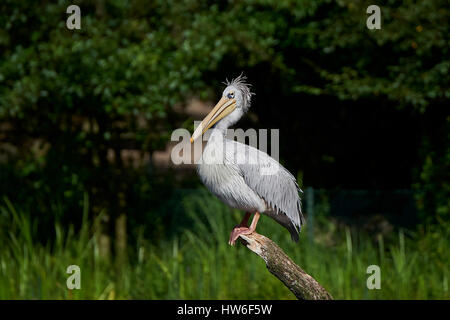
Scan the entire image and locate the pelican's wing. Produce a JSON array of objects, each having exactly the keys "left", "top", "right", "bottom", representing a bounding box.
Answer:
[{"left": 228, "top": 140, "right": 304, "bottom": 237}]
